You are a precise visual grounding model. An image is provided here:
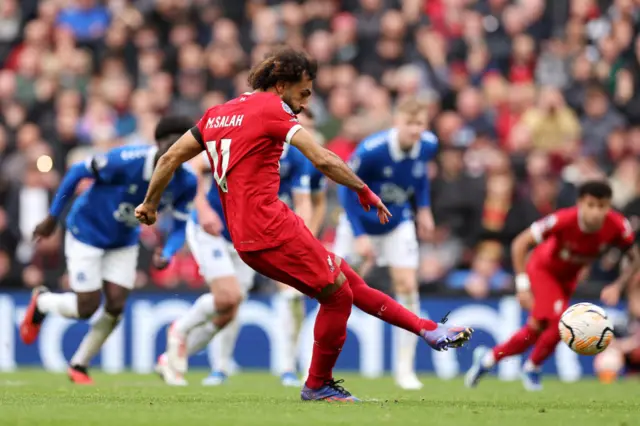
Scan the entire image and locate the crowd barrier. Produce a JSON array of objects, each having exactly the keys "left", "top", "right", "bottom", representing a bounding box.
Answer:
[{"left": 0, "top": 292, "right": 625, "bottom": 380}]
